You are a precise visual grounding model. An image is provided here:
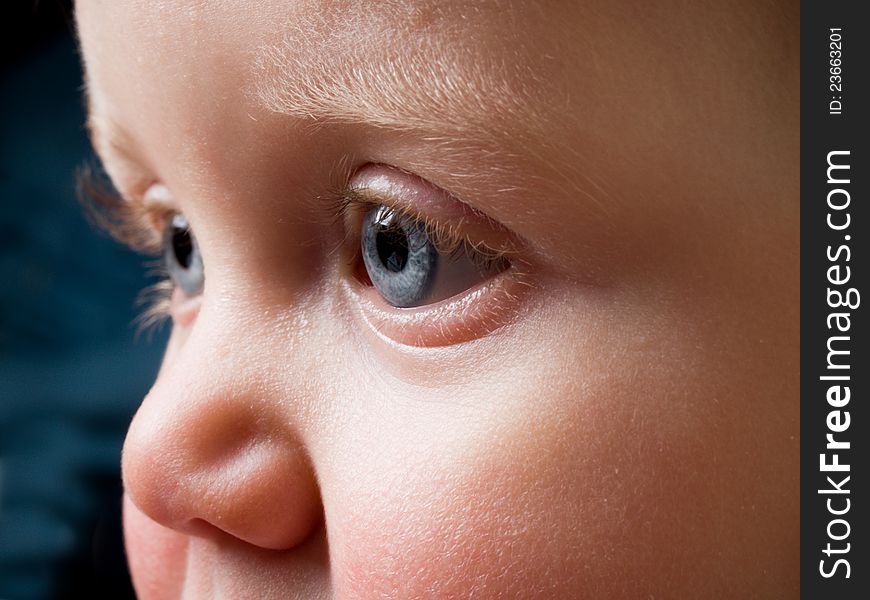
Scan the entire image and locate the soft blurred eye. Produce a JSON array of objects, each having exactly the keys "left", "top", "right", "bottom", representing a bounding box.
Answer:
[
  {"left": 162, "top": 213, "right": 204, "bottom": 297},
  {"left": 360, "top": 205, "right": 509, "bottom": 308}
]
